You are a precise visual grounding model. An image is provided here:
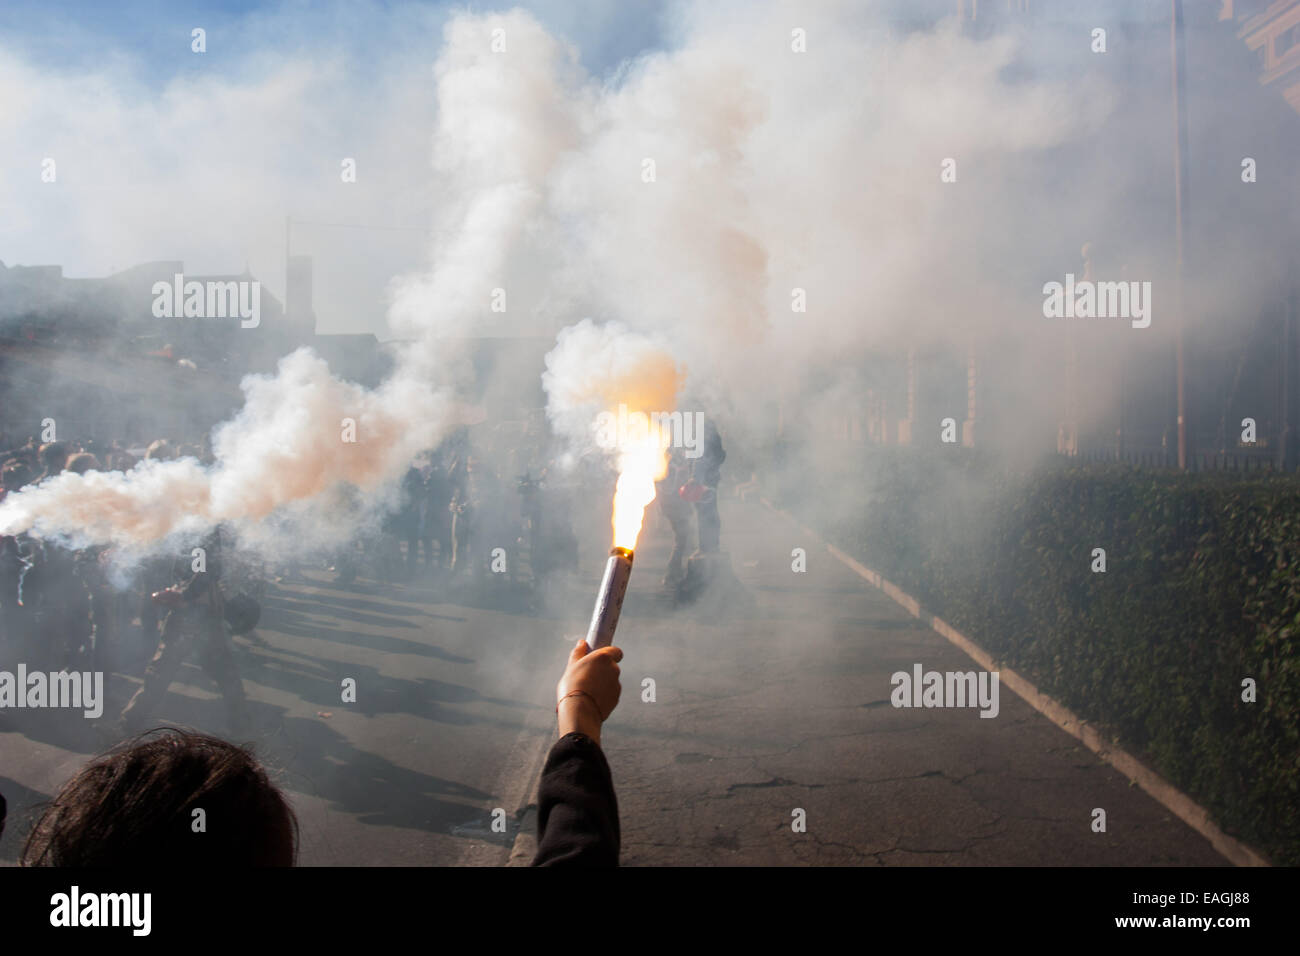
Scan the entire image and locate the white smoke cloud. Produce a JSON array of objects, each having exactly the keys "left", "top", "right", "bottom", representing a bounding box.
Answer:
[
  {"left": 0, "top": 8, "right": 609, "bottom": 557},
  {"left": 542, "top": 319, "right": 683, "bottom": 450},
  {"left": 7, "top": 0, "right": 1290, "bottom": 562},
  {"left": 393, "top": 2, "right": 1116, "bottom": 435},
  {"left": 0, "top": 350, "right": 449, "bottom": 551},
  {"left": 388, "top": 10, "right": 589, "bottom": 356}
]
